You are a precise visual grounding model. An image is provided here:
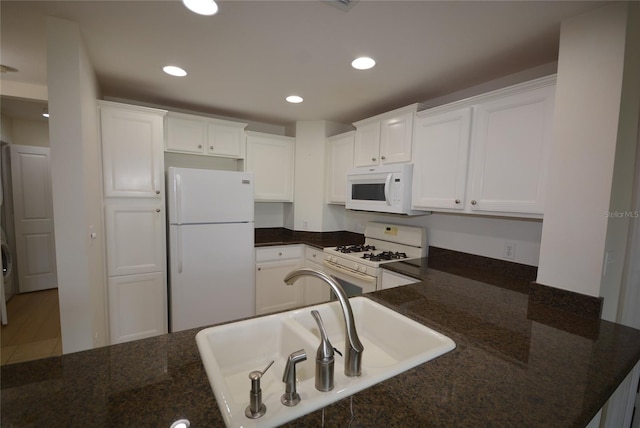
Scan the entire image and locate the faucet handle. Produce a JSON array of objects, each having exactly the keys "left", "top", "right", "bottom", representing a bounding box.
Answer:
[
  {"left": 281, "top": 349, "right": 307, "bottom": 406},
  {"left": 312, "top": 310, "right": 335, "bottom": 392},
  {"left": 245, "top": 360, "right": 274, "bottom": 419}
]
